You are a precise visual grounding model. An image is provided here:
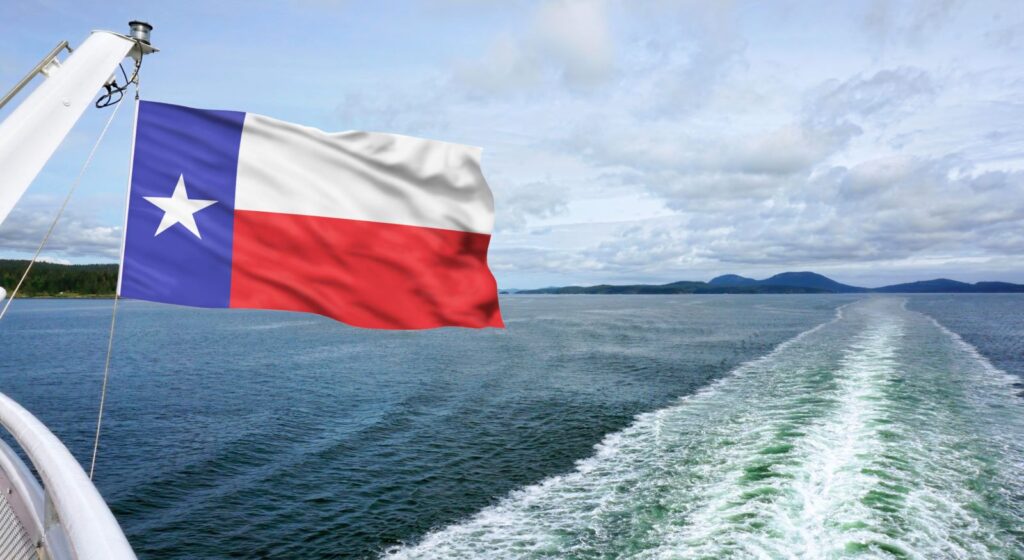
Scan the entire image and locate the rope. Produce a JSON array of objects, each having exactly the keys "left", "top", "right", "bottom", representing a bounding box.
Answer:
[
  {"left": 89, "top": 292, "right": 119, "bottom": 479},
  {"left": 0, "top": 97, "right": 126, "bottom": 321},
  {"left": 89, "top": 83, "right": 140, "bottom": 479}
]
